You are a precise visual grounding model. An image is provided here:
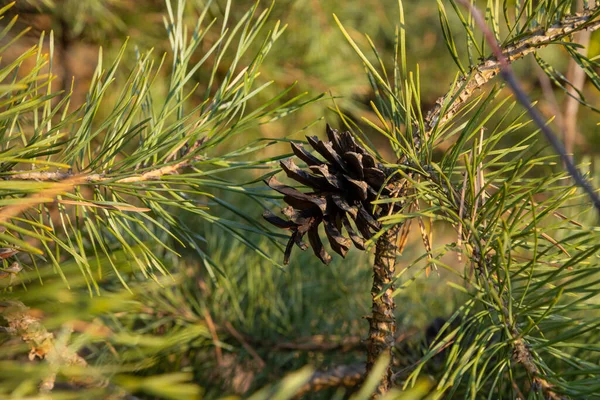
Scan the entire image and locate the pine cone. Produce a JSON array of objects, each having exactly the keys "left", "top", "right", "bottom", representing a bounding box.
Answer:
[{"left": 264, "top": 125, "right": 401, "bottom": 265}]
